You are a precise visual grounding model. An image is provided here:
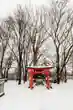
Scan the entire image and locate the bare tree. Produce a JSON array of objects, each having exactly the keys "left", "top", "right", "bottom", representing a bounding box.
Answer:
[
  {"left": 60, "top": 33, "right": 73, "bottom": 82},
  {"left": 27, "top": 8, "right": 49, "bottom": 66},
  {"left": 0, "top": 22, "right": 9, "bottom": 78},
  {"left": 46, "top": 0, "right": 73, "bottom": 83},
  {"left": 5, "top": 5, "right": 31, "bottom": 84}
]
